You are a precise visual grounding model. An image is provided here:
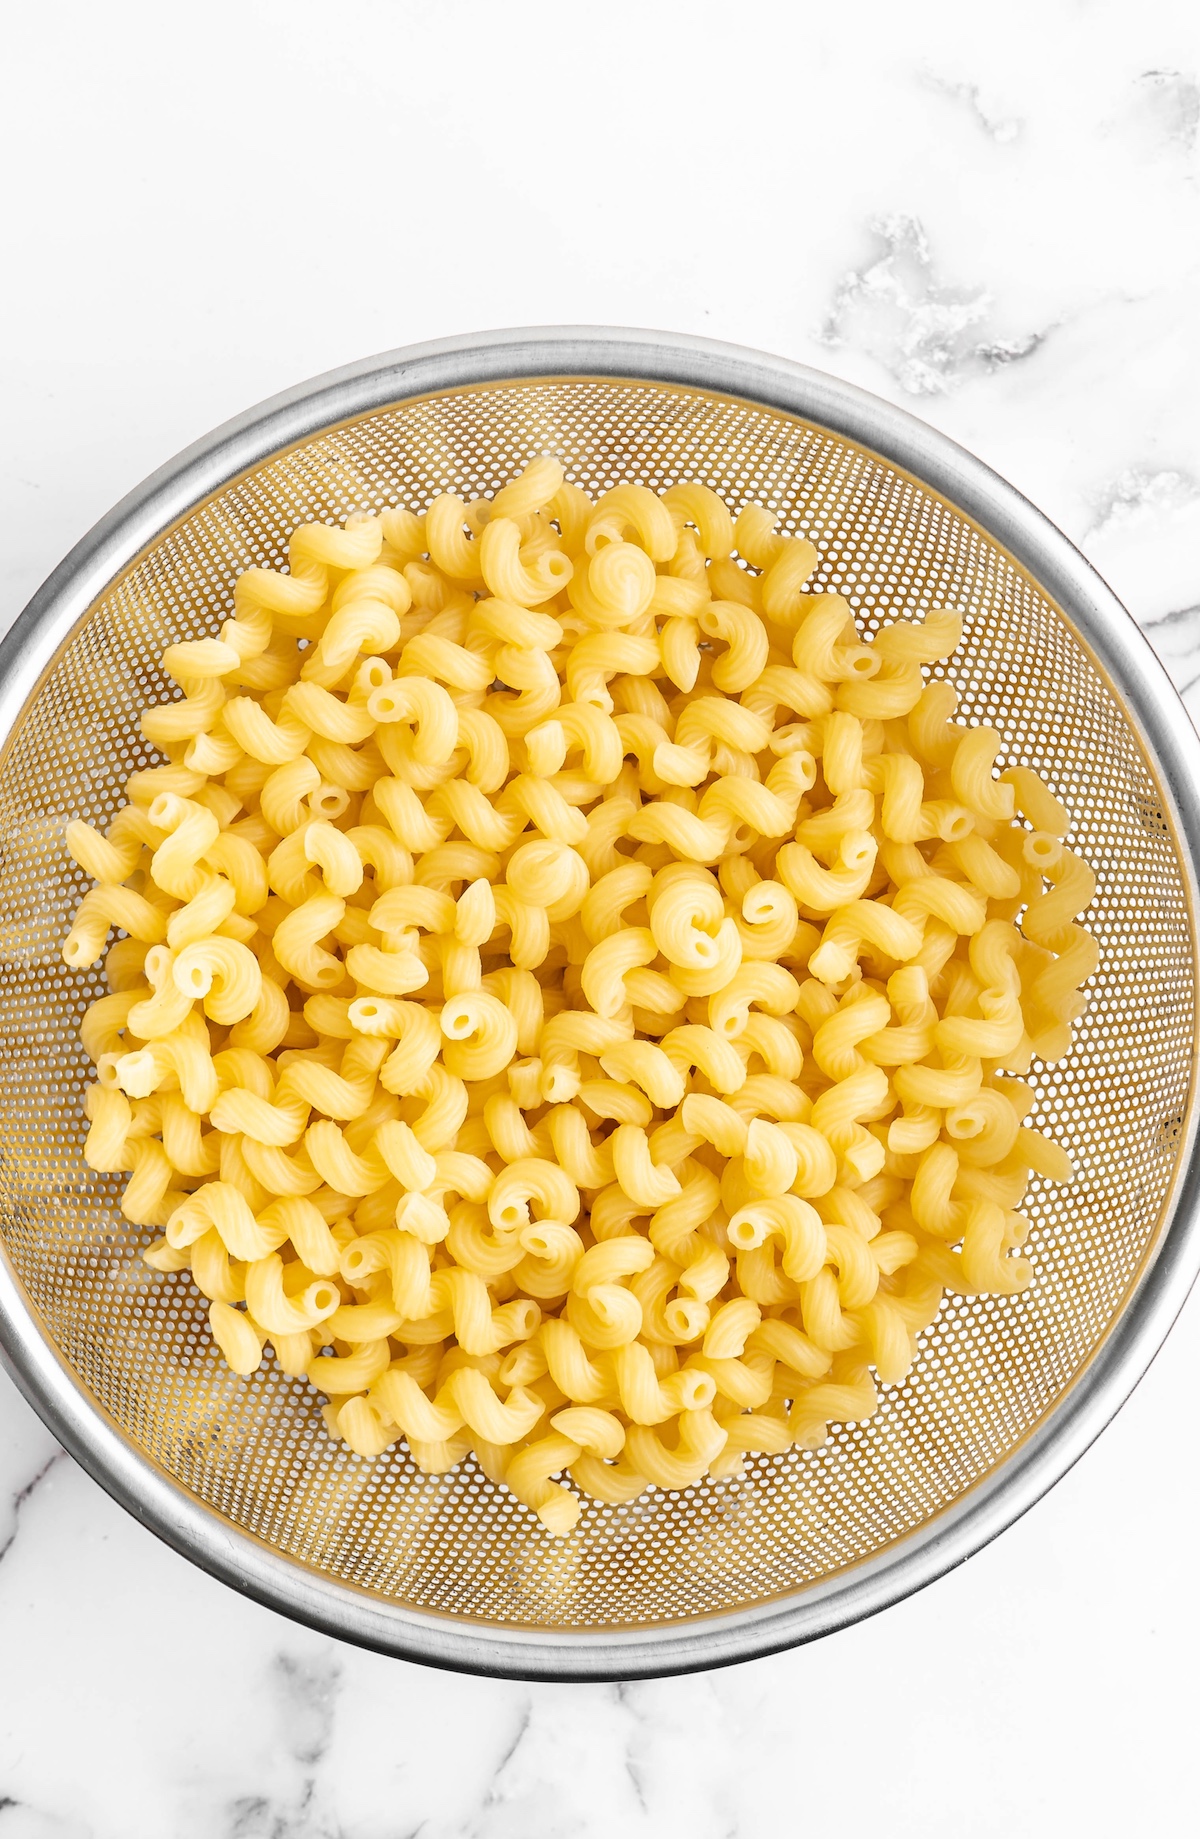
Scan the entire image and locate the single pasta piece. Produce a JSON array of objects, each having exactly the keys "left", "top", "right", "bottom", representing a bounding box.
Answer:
[{"left": 62, "top": 458, "right": 1095, "bottom": 1535}]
